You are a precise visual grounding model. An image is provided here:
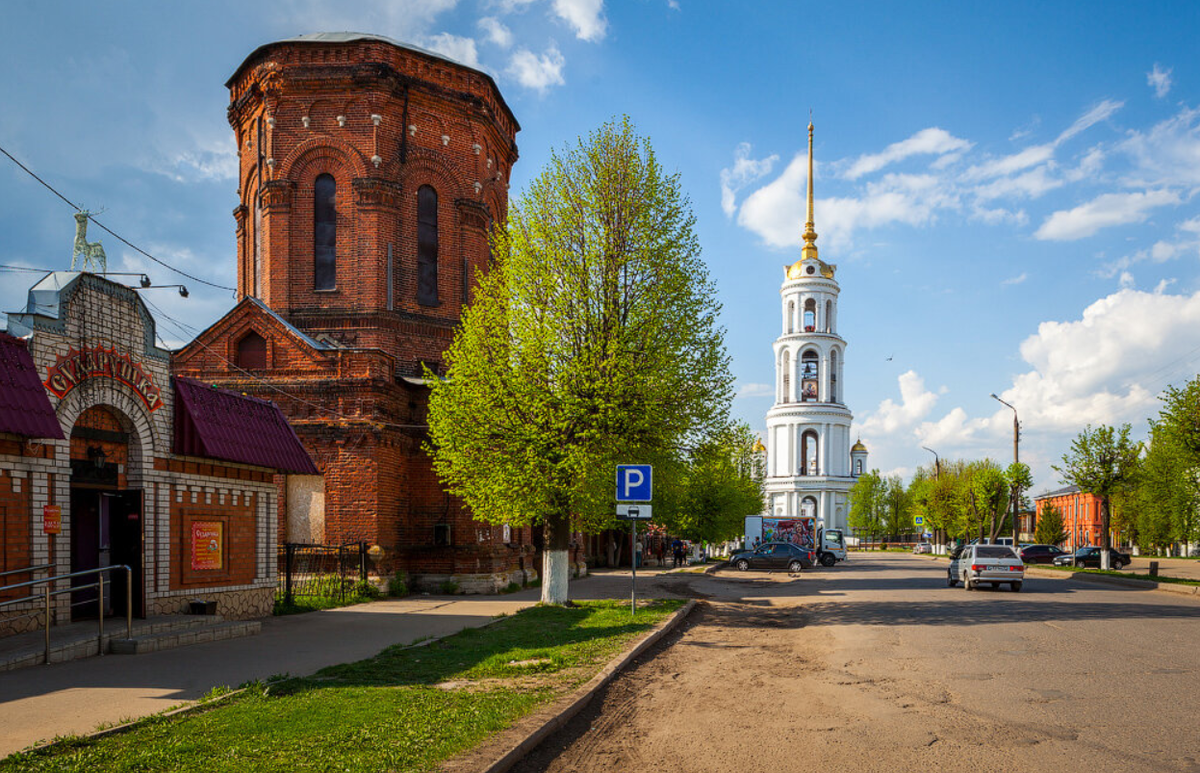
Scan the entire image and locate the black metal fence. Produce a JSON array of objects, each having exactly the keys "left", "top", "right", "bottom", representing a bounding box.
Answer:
[{"left": 277, "top": 542, "right": 368, "bottom": 605}]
